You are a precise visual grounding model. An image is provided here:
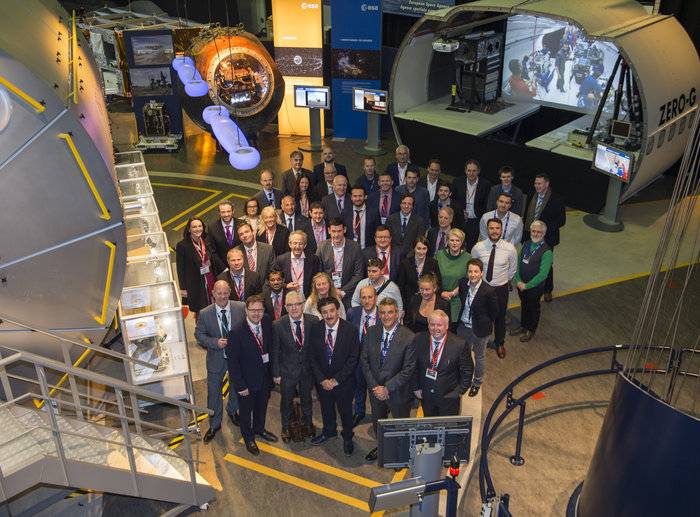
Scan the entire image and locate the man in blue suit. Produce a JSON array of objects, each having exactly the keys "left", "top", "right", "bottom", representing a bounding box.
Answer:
[{"left": 344, "top": 185, "right": 379, "bottom": 249}]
